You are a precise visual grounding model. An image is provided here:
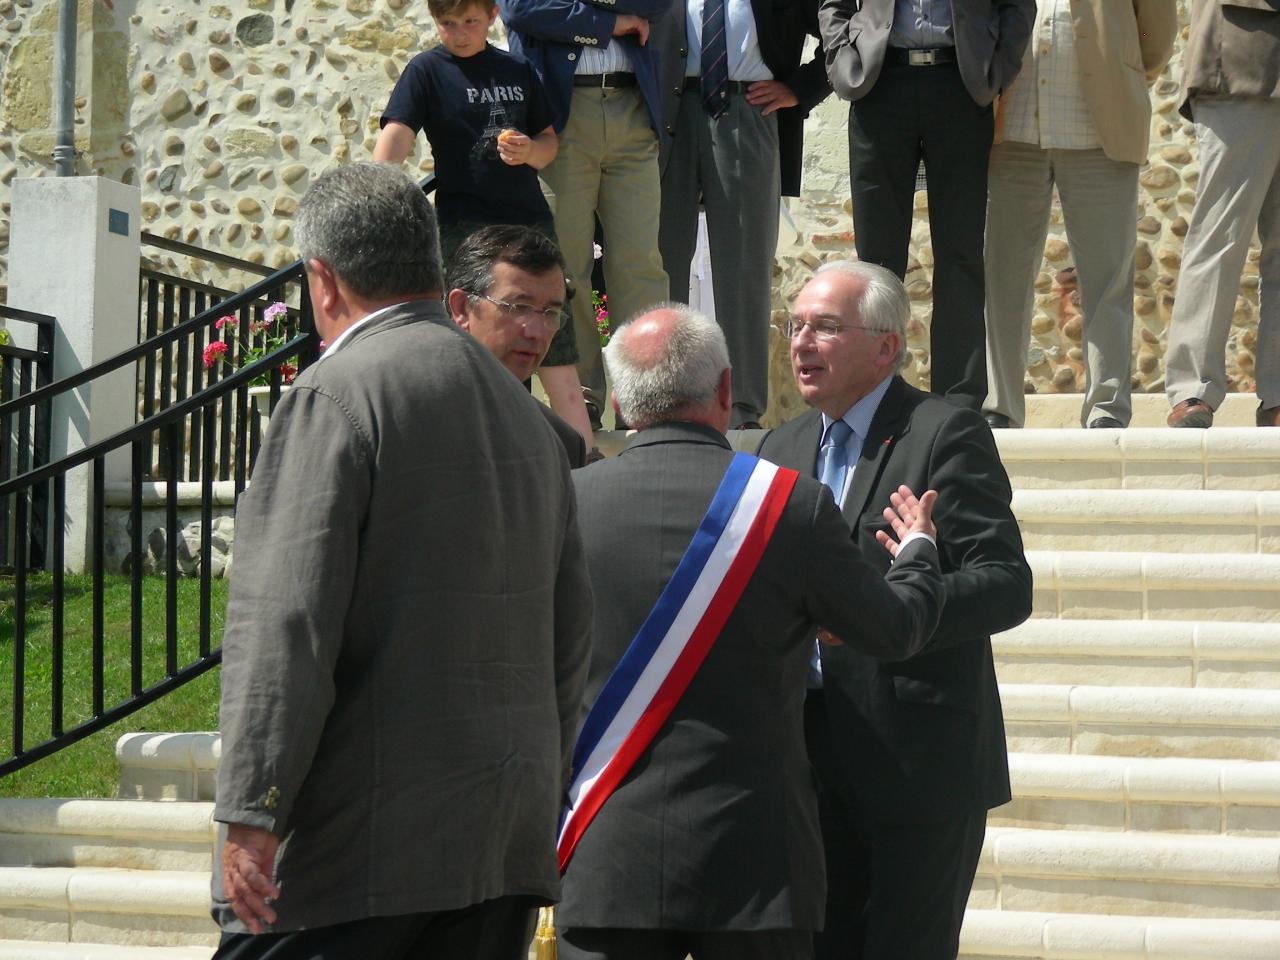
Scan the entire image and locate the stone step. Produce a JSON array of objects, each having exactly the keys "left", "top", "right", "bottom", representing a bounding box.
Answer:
[
  {"left": 1027, "top": 550, "right": 1280, "bottom": 623},
  {"left": 1012, "top": 489, "right": 1280, "bottom": 554},
  {"left": 1001, "top": 683, "right": 1280, "bottom": 761},
  {"left": 970, "top": 827, "right": 1280, "bottom": 921},
  {"left": 993, "top": 753, "right": 1280, "bottom": 836},
  {"left": 958, "top": 909, "right": 1280, "bottom": 959},
  {"left": 0, "top": 868, "right": 217, "bottom": 948},
  {"left": 0, "top": 942, "right": 212, "bottom": 960},
  {"left": 0, "top": 801, "right": 213, "bottom": 873},
  {"left": 994, "top": 428, "right": 1280, "bottom": 492},
  {"left": 993, "top": 619, "right": 1280, "bottom": 688},
  {"left": 1018, "top": 393, "right": 1263, "bottom": 430},
  {"left": 115, "top": 733, "right": 220, "bottom": 803}
]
